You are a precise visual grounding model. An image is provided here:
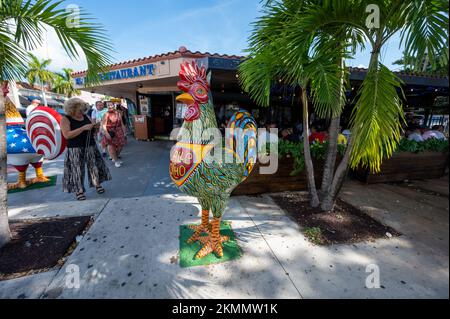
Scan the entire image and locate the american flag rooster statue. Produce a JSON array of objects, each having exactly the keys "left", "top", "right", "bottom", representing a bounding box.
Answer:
[{"left": 3, "top": 81, "right": 66, "bottom": 190}]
